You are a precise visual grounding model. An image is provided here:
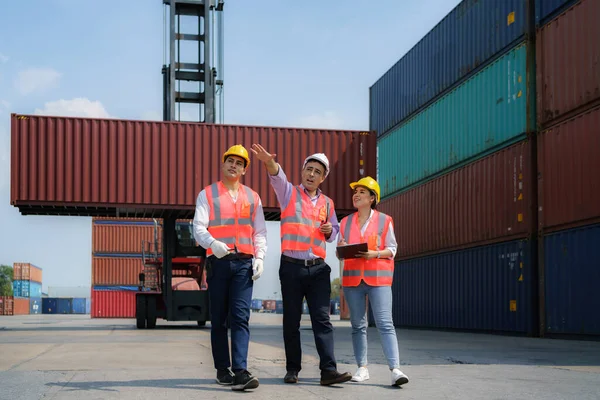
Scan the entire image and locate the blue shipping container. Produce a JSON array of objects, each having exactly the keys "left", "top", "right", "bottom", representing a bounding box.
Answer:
[
  {"left": 72, "top": 298, "right": 87, "bottom": 314},
  {"left": 276, "top": 300, "right": 284, "bottom": 314},
  {"left": 251, "top": 299, "right": 263, "bottom": 310},
  {"left": 377, "top": 41, "right": 533, "bottom": 198},
  {"left": 85, "top": 298, "right": 91, "bottom": 314},
  {"left": 544, "top": 224, "right": 600, "bottom": 336},
  {"left": 57, "top": 298, "right": 73, "bottom": 314},
  {"left": 390, "top": 239, "right": 534, "bottom": 334},
  {"left": 29, "top": 297, "right": 42, "bottom": 314},
  {"left": 12, "top": 280, "right": 43, "bottom": 298},
  {"left": 535, "top": 0, "right": 580, "bottom": 26},
  {"left": 42, "top": 298, "right": 58, "bottom": 314},
  {"left": 369, "top": 0, "right": 528, "bottom": 137}
]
